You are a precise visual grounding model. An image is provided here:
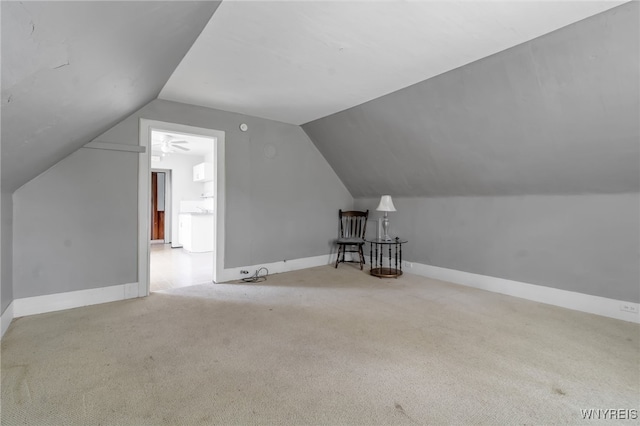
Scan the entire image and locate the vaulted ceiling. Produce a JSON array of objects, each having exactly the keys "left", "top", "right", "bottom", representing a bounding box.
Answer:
[
  {"left": 1, "top": 1, "right": 220, "bottom": 192},
  {"left": 303, "top": 1, "right": 639, "bottom": 197},
  {"left": 2, "top": 1, "right": 636, "bottom": 196},
  {"left": 159, "top": 0, "right": 626, "bottom": 125}
]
